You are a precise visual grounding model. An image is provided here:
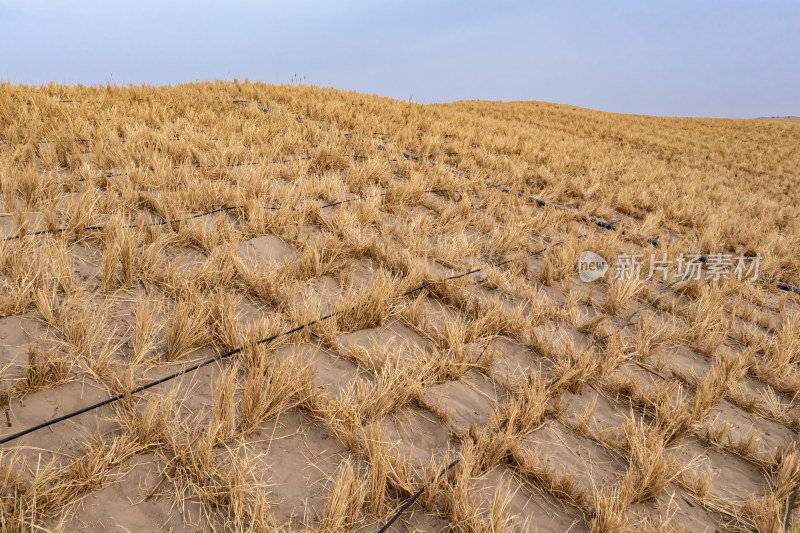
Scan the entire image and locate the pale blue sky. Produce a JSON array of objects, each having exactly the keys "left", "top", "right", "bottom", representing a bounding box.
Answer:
[{"left": 1, "top": 1, "right": 797, "bottom": 118}]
